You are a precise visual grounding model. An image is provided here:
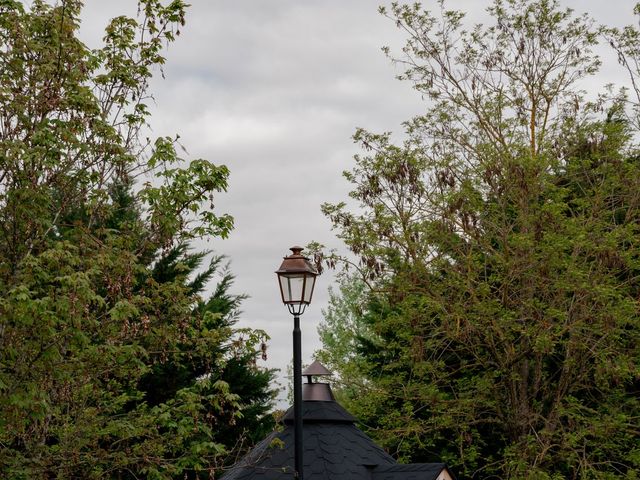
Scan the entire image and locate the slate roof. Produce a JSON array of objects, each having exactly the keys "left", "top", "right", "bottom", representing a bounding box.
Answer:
[
  {"left": 221, "top": 400, "right": 395, "bottom": 479},
  {"left": 221, "top": 392, "right": 452, "bottom": 480},
  {"left": 281, "top": 398, "right": 355, "bottom": 424}
]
